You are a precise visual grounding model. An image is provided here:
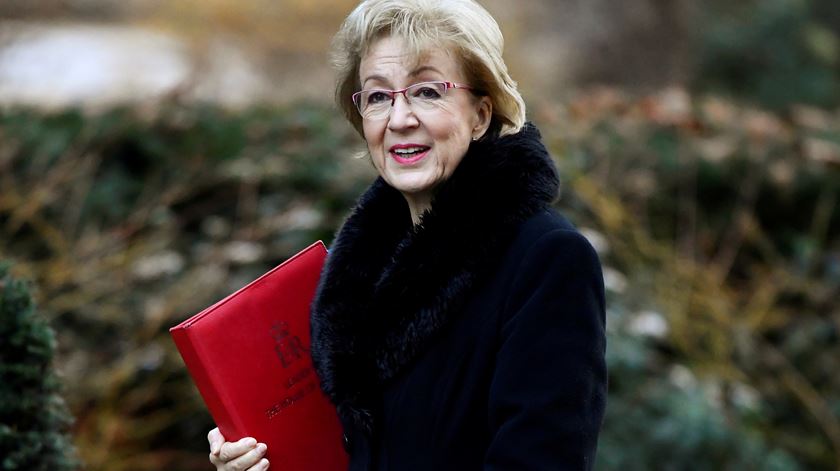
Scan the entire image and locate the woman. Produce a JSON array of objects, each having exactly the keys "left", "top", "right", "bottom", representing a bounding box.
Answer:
[{"left": 209, "top": 0, "right": 607, "bottom": 469}]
